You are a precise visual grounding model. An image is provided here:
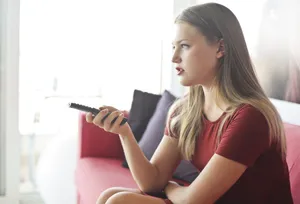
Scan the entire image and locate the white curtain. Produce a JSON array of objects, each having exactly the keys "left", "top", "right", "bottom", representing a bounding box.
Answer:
[
  {"left": 19, "top": 0, "right": 172, "bottom": 108},
  {"left": 19, "top": 0, "right": 173, "bottom": 135}
]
